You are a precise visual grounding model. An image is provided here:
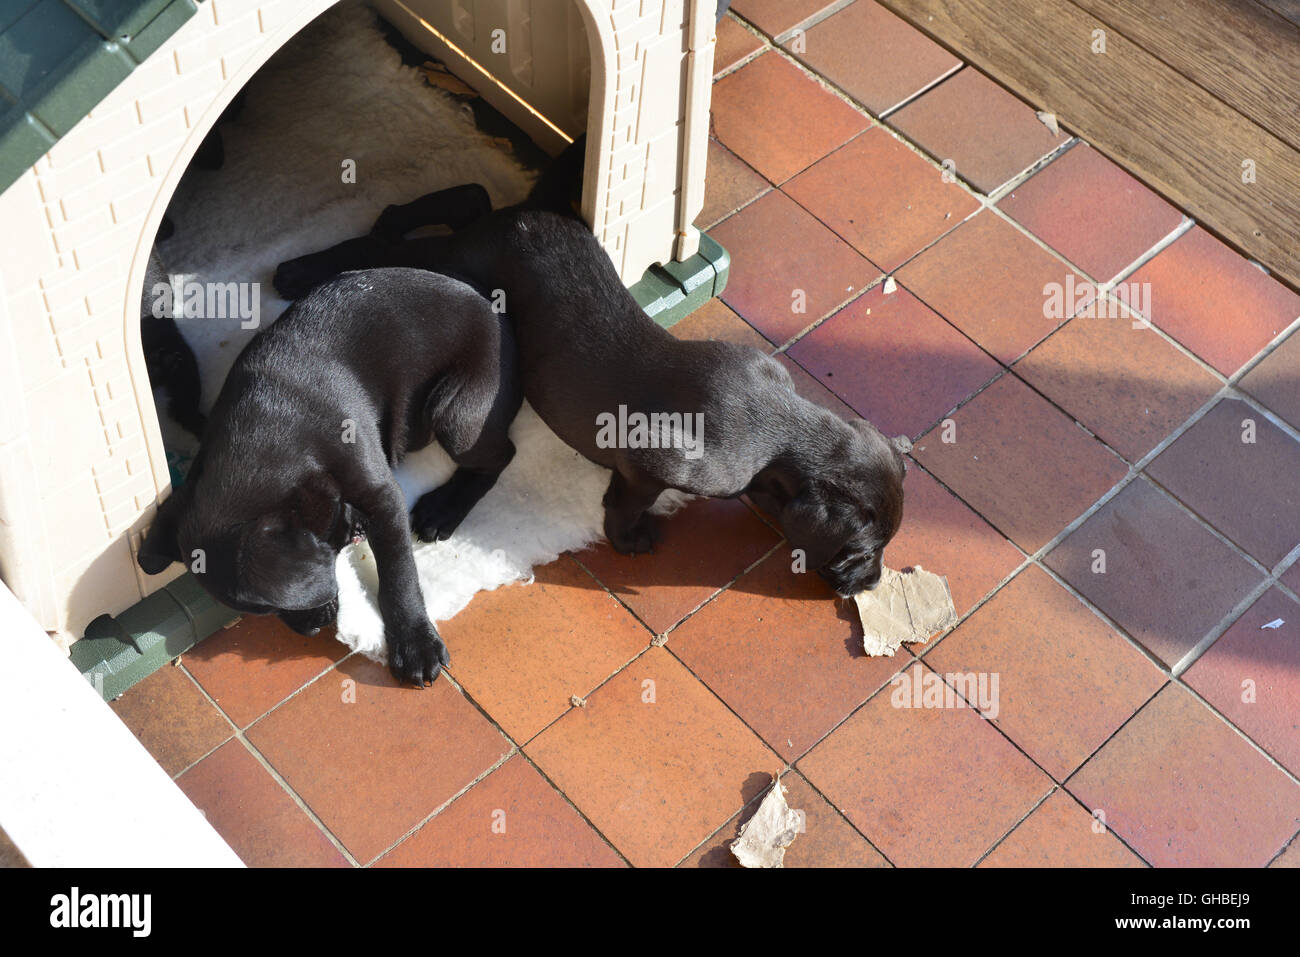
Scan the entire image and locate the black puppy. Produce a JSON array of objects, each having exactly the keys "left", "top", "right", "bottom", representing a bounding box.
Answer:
[
  {"left": 275, "top": 188, "right": 905, "bottom": 596},
  {"left": 137, "top": 267, "right": 521, "bottom": 685}
]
